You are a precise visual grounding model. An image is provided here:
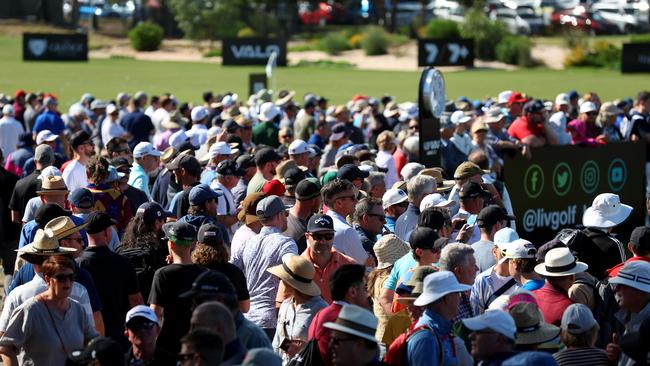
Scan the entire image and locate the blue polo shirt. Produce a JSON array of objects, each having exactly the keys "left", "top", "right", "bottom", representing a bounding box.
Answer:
[{"left": 32, "top": 110, "right": 66, "bottom": 152}]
